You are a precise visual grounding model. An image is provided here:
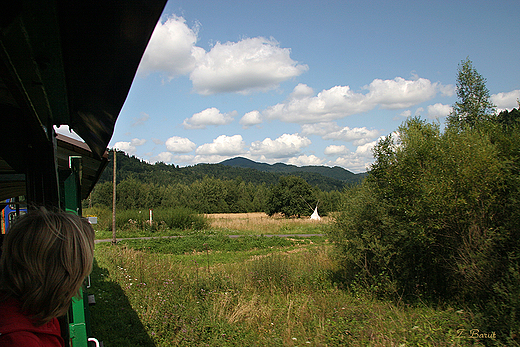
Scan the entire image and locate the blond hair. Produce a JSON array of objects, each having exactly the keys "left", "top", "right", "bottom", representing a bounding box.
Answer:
[{"left": 0, "top": 207, "right": 95, "bottom": 325}]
